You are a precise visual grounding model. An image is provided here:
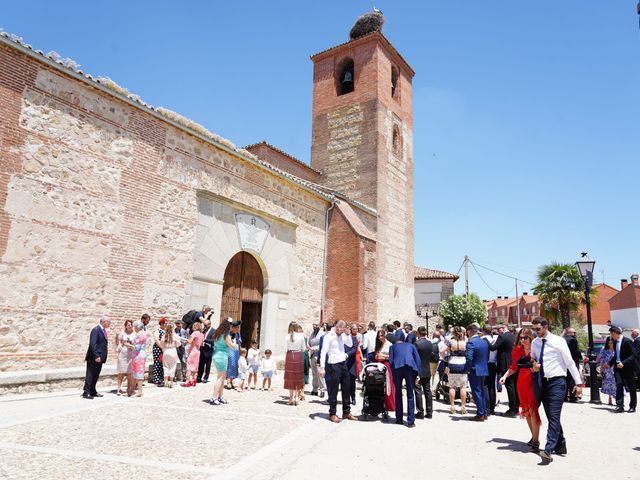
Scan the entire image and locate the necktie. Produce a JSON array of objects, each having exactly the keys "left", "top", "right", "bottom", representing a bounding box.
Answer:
[
  {"left": 102, "top": 328, "right": 107, "bottom": 340},
  {"left": 539, "top": 339, "right": 546, "bottom": 379}
]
